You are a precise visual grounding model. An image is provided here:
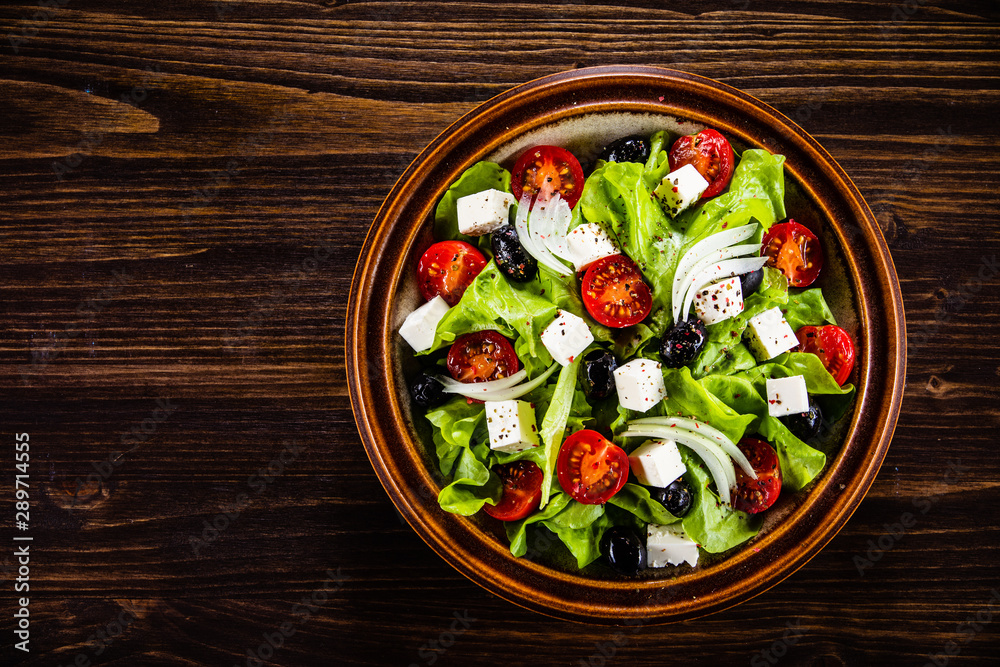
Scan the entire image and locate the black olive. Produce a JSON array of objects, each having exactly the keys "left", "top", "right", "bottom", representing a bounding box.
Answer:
[
  {"left": 739, "top": 267, "right": 764, "bottom": 295},
  {"left": 491, "top": 224, "right": 537, "bottom": 283},
  {"left": 599, "top": 526, "right": 647, "bottom": 575},
  {"left": 598, "top": 135, "right": 651, "bottom": 165},
  {"left": 650, "top": 478, "right": 694, "bottom": 518},
  {"left": 580, "top": 349, "right": 618, "bottom": 400},
  {"left": 780, "top": 398, "right": 823, "bottom": 441},
  {"left": 409, "top": 372, "right": 446, "bottom": 409},
  {"left": 659, "top": 318, "right": 708, "bottom": 368}
]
